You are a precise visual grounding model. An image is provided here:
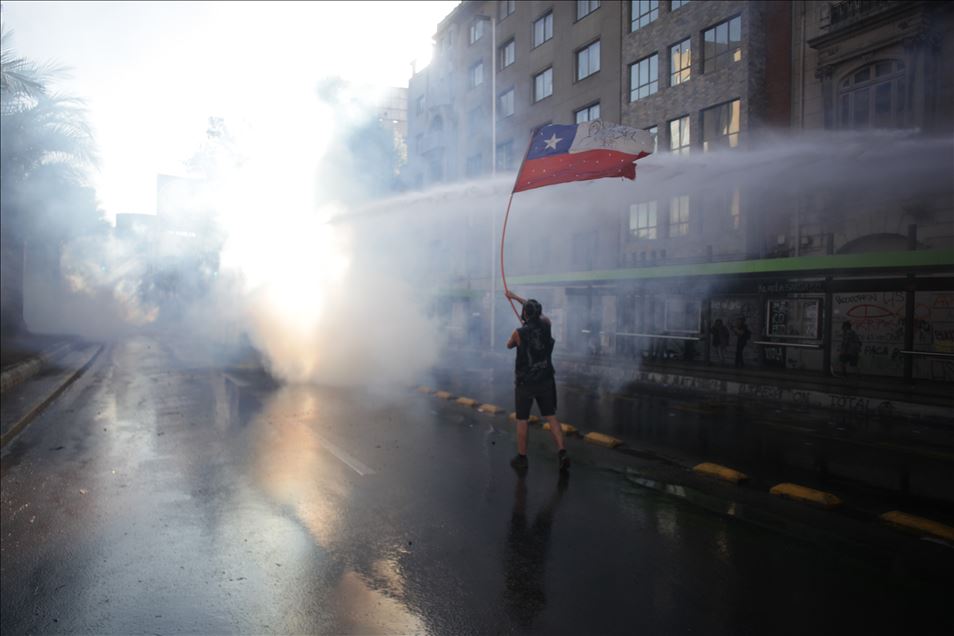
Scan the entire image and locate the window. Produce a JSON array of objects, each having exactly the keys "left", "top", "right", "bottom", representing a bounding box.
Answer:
[
  {"left": 499, "top": 88, "right": 515, "bottom": 117},
  {"left": 670, "top": 38, "right": 691, "bottom": 86},
  {"left": 576, "top": 41, "right": 601, "bottom": 81},
  {"left": 534, "top": 67, "right": 553, "bottom": 102},
  {"left": 470, "top": 61, "right": 484, "bottom": 88},
  {"left": 415, "top": 133, "right": 424, "bottom": 153},
  {"left": 499, "top": 39, "right": 515, "bottom": 69},
  {"left": 470, "top": 19, "right": 485, "bottom": 44},
  {"left": 533, "top": 12, "right": 553, "bottom": 47},
  {"left": 496, "top": 140, "right": 514, "bottom": 170},
  {"left": 466, "top": 153, "right": 483, "bottom": 177},
  {"left": 671, "top": 0, "right": 691, "bottom": 9},
  {"left": 665, "top": 297, "right": 701, "bottom": 333},
  {"left": 572, "top": 231, "right": 598, "bottom": 270},
  {"left": 468, "top": 106, "right": 483, "bottom": 130},
  {"left": 577, "top": 0, "right": 600, "bottom": 20},
  {"left": 629, "top": 201, "right": 657, "bottom": 239},
  {"left": 629, "top": 54, "right": 658, "bottom": 102},
  {"left": 416, "top": 95, "right": 425, "bottom": 115},
  {"left": 669, "top": 195, "right": 689, "bottom": 237},
  {"left": 703, "top": 16, "right": 741, "bottom": 72},
  {"left": 838, "top": 60, "right": 907, "bottom": 129},
  {"left": 575, "top": 102, "right": 601, "bottom": 123},
  {"left": 702, "top": 99, "right": 741, "bottom": 151},
  {"left": 631, "top": 1, "right": 658, "bottom": 32},
  {"left": 669, "top": 115, "right": 690, "bottom": 154},
  {"left": 499, "top": 0, "right": 515, "bottom": 20},
  {"left": 729, "top": 189, "right": 741, "bottom": 229},
  {"left": 645, "top": 125, "right": 658, "bottom": 154}
]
